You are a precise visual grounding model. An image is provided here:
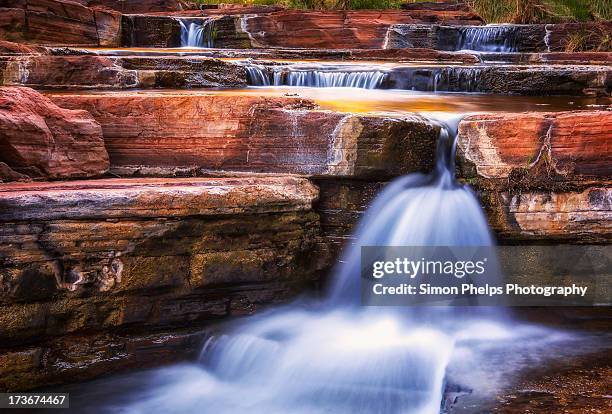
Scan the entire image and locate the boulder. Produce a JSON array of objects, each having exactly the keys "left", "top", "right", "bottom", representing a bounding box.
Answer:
[{"left": 0, "top": 87, "right": 109, "bottom": 178}]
